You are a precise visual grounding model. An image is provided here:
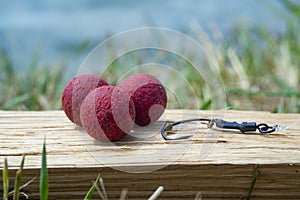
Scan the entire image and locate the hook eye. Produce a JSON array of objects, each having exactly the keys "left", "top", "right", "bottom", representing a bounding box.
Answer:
[{"left": 257, "top": 124, "right": 277, "bottom": 134}]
